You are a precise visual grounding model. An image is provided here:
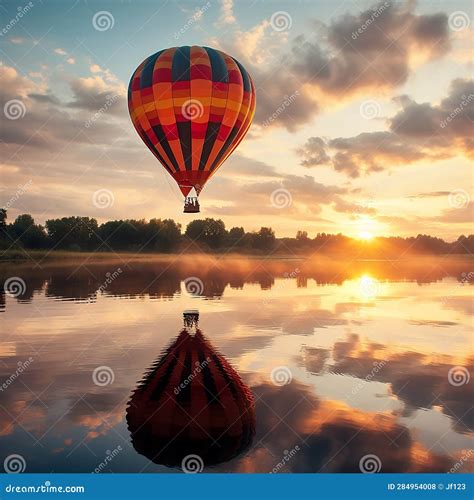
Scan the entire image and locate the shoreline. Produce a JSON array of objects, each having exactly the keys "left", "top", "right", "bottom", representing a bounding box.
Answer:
[{"left": 1, "top": 248, "right": 472, "bottom": 264}]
